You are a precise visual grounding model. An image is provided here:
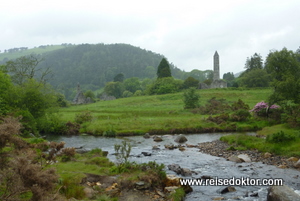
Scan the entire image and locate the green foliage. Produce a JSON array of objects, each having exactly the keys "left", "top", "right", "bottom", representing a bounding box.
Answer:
[
  {"left": 4, "top": 54, "right": 52, "bottom": 85},
  {"left": 147, "top": 77, "right": 182, "bottom": 95},
  {"left": 265, "top": 47, "right": 300, "bottom": 104},
  {"left": 266, "top": 131, "right": 296, "bottom": 143},
  {"left": 122, "top": 90, "right": 133, "bottom": 98},
  {"left": 14, "top": 109, "right": 38, "bottom": 135},
  {"left": 104, "top": 81, "right": 125, "bottom": 98},
  {"left": 157, "top": 58, "right": 172, "bottom": 78},
  {"left": 183, "top": 76, "right": 199, "bottom": 89},
  {"left": 144, "top": 66, "right": 156, "bottom": 78},
  {"left": 56, "top": 93, "right": 69, "bottom": 107},
  {"left": 238, "top": 68, "right": 270, "bottom": 87},
  {"left": 133, "top": 90, "right": 143, "bottom": 96},
  {"left": 230, "top": 109, "right": 251, "bottom": 122},
  {"left": 231, "top": 99, "right": 250, "bottom": 111},
  {"left": 124, "top": 77, "right": 141, "bottom": 93},
  {"left": 7, "top": 79, "right": 58, "bottom": 119},
  {"left": 223, "top": 72, "right": 235, "bottom": 81},
  {"left": 168, "top": 187, "right": 186, "bottom": 201},
  {"left": 103, "top": 125, "right": 116, "bottom": 137},
  {"left": 75, "top": 111, "right": 93, "bottom": 124},
  {"left": 113, "top": 73, "right": 124, "bottom": 82},
  {"left": 280, "top": 102, "right": 300, "bottom": 127},
  {"left": 196, "top": 97, "right": 231, "bottom": 115},
  {"left": 114, "top": 141, "right": 132, "bottom": 164},
  {"left": 183, "top": 69, "right": 213, "bottom": 82},
  {"left": 183, "top": 87, "right": 200, "bottom": 109},
  {"left": 0, "top": 71, "right": 11, "bottom": 113},
  {"left": 59, "top": 176, "right": 85, "bottom": 199},
  {"left": 244, "top": 53, "right": 263, "bottom": 72},
  {"left": 85, "top": 157, "right": 114, "bottom": 167},
  {"left": 29, "top": 44, "right": 184, "bottom": 99},
  {"left": 36, "top": 113, "right": 67, "bottom": 134},
  {"left": 84, "top": 90, "right": 95, "bottom": 102}
]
